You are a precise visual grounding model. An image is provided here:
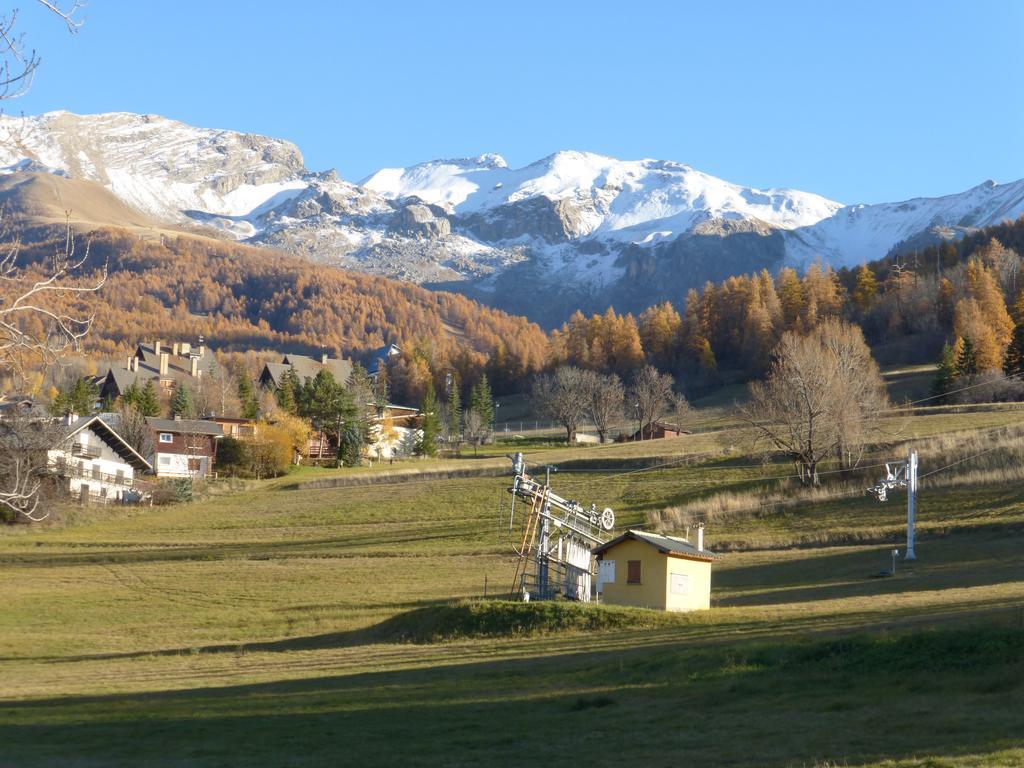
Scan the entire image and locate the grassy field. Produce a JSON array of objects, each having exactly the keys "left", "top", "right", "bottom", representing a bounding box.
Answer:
[{"left": 3, "top": 408, "right": 1024, "bottom": 766}]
